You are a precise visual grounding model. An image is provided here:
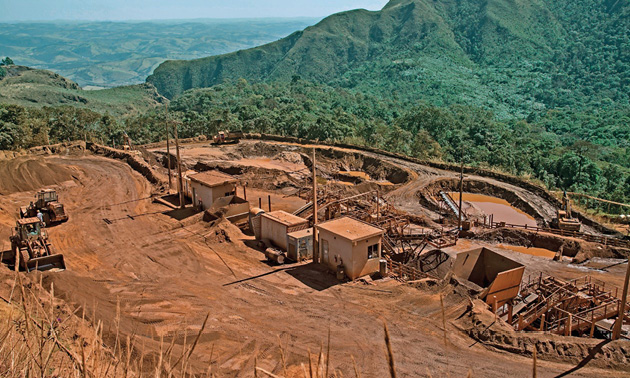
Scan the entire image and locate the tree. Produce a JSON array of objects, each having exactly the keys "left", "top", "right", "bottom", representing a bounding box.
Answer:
[
  {"left": 411, "top": 130, "right": 442, "bottom": 160},
  {"left": 1, "top": 57, "right": 14, "bottom": 66},
  {"left": 602, "top": 164, "right": 623, "bottom": 192},
  {"left": 569, "top": 140, "right": 600, "bottom": 185}
]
